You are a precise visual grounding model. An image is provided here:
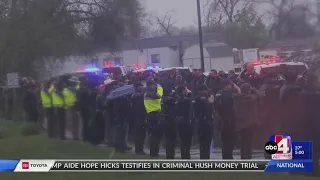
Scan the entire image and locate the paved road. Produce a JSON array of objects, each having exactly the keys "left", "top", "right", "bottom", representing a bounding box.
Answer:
[
  {"left": 157, "top": 149, "right": 265, "bottom": 159},
  {"left": 66, "top": 132, "right": 265, "bottom": 159}
]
